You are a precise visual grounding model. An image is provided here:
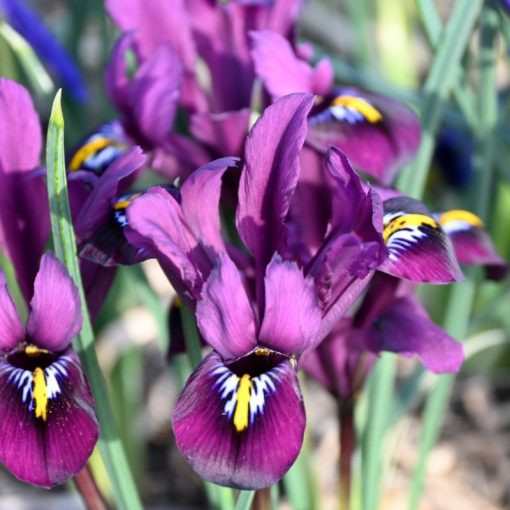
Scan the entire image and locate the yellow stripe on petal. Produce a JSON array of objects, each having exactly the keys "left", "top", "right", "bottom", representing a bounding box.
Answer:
[
  {"left": 331, "top": 95, "right": 383, "bottom": 124},
  {"left": 113, "top": 193, "right": 142, "bottom": 210},
  {"left": 69, "top": 137, "right": 116, "bottom": 171},
  {"left": 384, "top": 213, "right": 438, "bottom": 244},
  {"left": 233, "top": 374, "right": 252, "bottom": 432},
  {"left": 438, "top": 210, "right": 484, "bottom": 229},
  {"left": 32, "top": 367, "right": 48, "bottom": 421}
]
